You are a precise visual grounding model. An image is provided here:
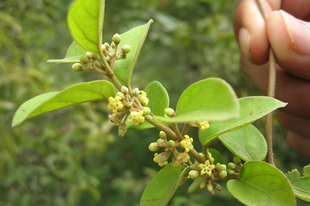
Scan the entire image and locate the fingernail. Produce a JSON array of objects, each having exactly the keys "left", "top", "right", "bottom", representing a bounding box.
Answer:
[
  {"left": 238, "top": 27, "right": 251, "bottom": 61},
  {"left": 280, "top": 10, "right": 310, "bottom": 55}
]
